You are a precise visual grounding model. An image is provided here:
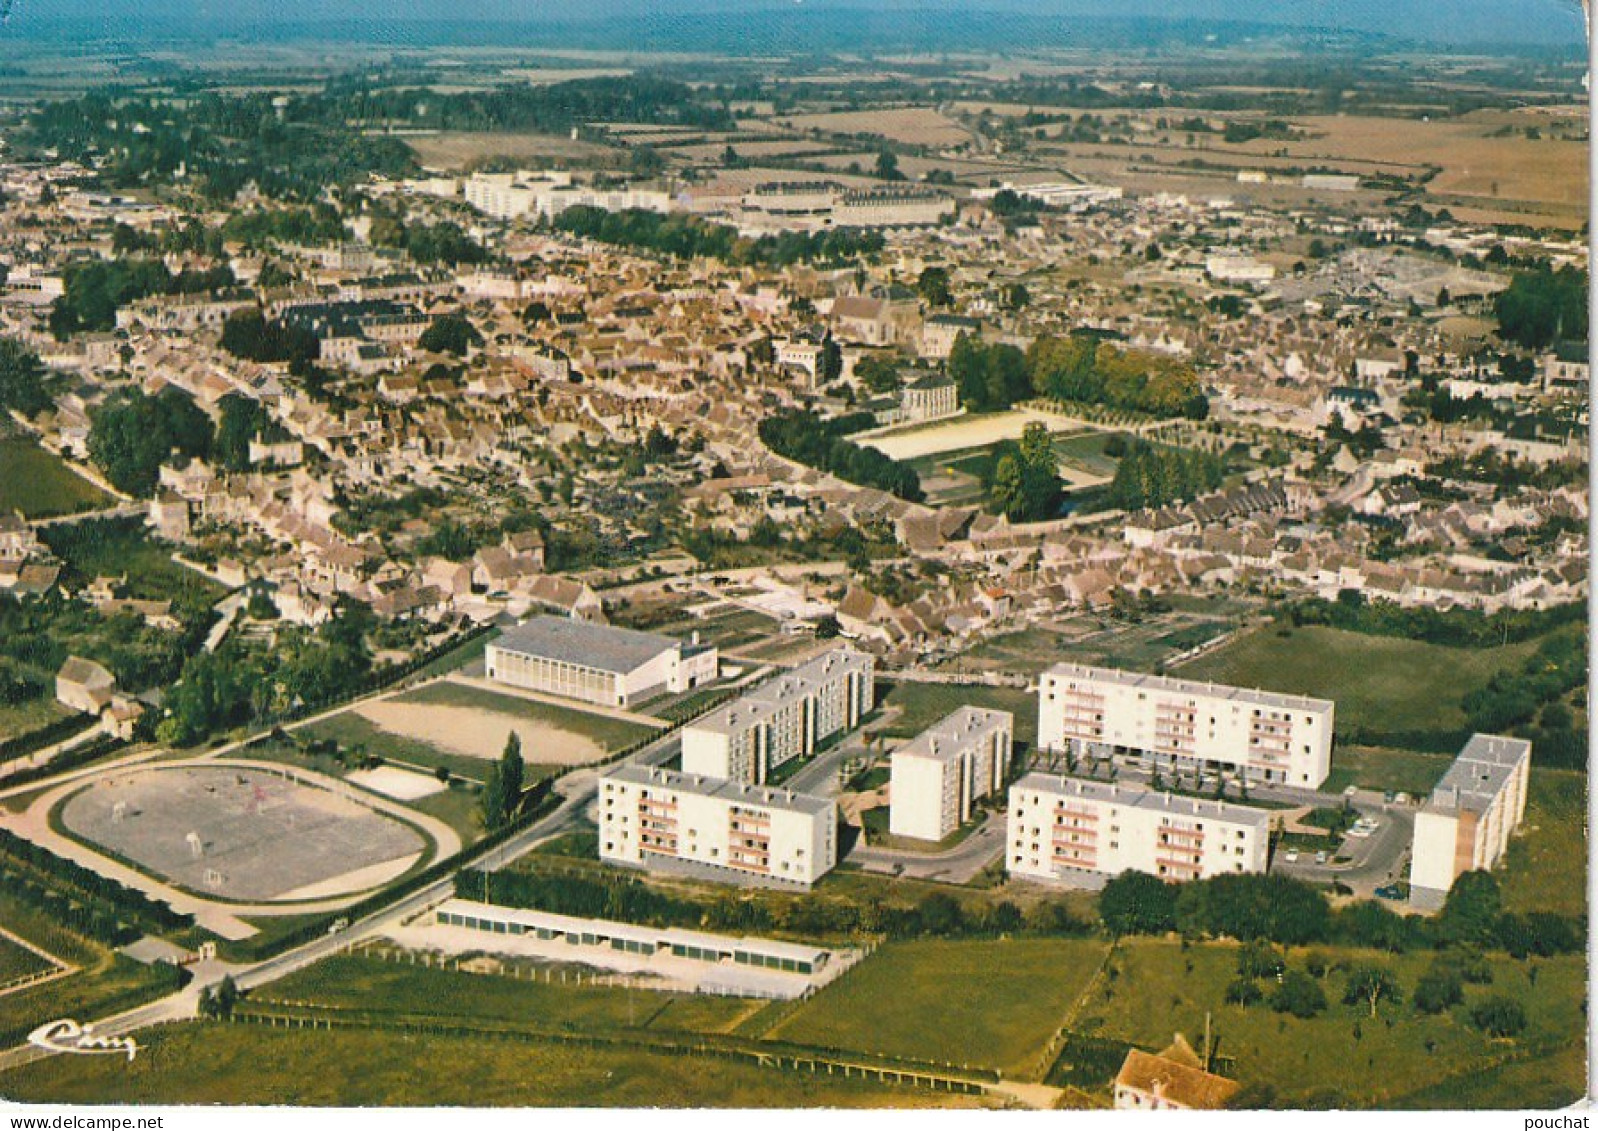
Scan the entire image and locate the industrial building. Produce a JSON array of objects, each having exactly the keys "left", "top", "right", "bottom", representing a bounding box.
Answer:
[
  {"left": 484, "top": 615, "right": 718, "bottom": 708},
  {"left": 1408, "top": 734, "right": 1532, "bottom": 910},
  {"left": 889, "top": 707, "right": 1014, "bottom": 842},
  {"left": 1038, "top": 662, "right": 1335, "bottom": 788},
  {"left": 1006, "top": 772, "right": 1272, "bottom": 884},
  {"left": 598, "top": 762, "right": 838, "bottom": 887},
  {"left": 681, "top": 647, "right": 874, "bottom": 784}
]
